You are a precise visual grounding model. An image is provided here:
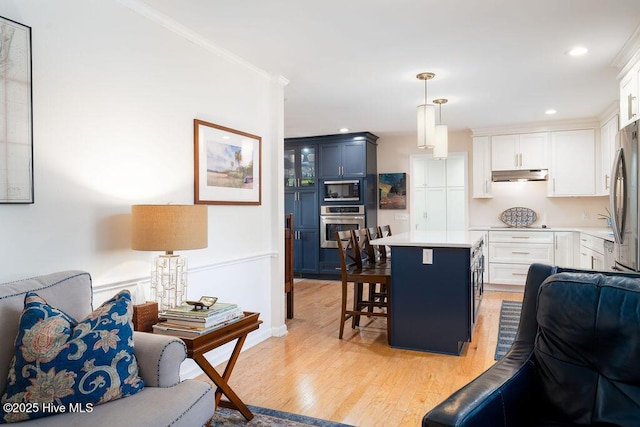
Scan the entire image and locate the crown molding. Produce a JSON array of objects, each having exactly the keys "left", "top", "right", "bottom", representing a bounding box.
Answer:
[
  {"left": 471, "top": 117, "right": 601, "bottom": 137},
  {"left": 116, "top": 0, "right": 272, "bottom": 80},
  {"left": 598, "top": 101, "right": 619, "bottom": 123},
  {"left": 612, "top": 24, "right": 640, "bottom": 77}
]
